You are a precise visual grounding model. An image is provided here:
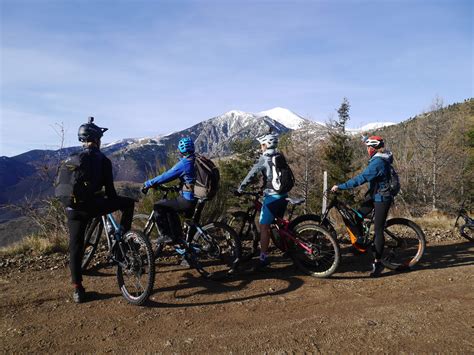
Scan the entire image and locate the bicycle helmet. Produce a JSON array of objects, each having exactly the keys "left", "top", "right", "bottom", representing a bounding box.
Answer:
[
  {"left": 178, "top": 137, "right": 195, "bottom": 154},
  {"left": 363, "top": 135, "right": 384, "bottom": 149},
  {"left": 256, "top": 133, "right": 278, "bottom": 149},
  {"left": 78, "top": 117, "right": 108, "bottom": 142}
]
